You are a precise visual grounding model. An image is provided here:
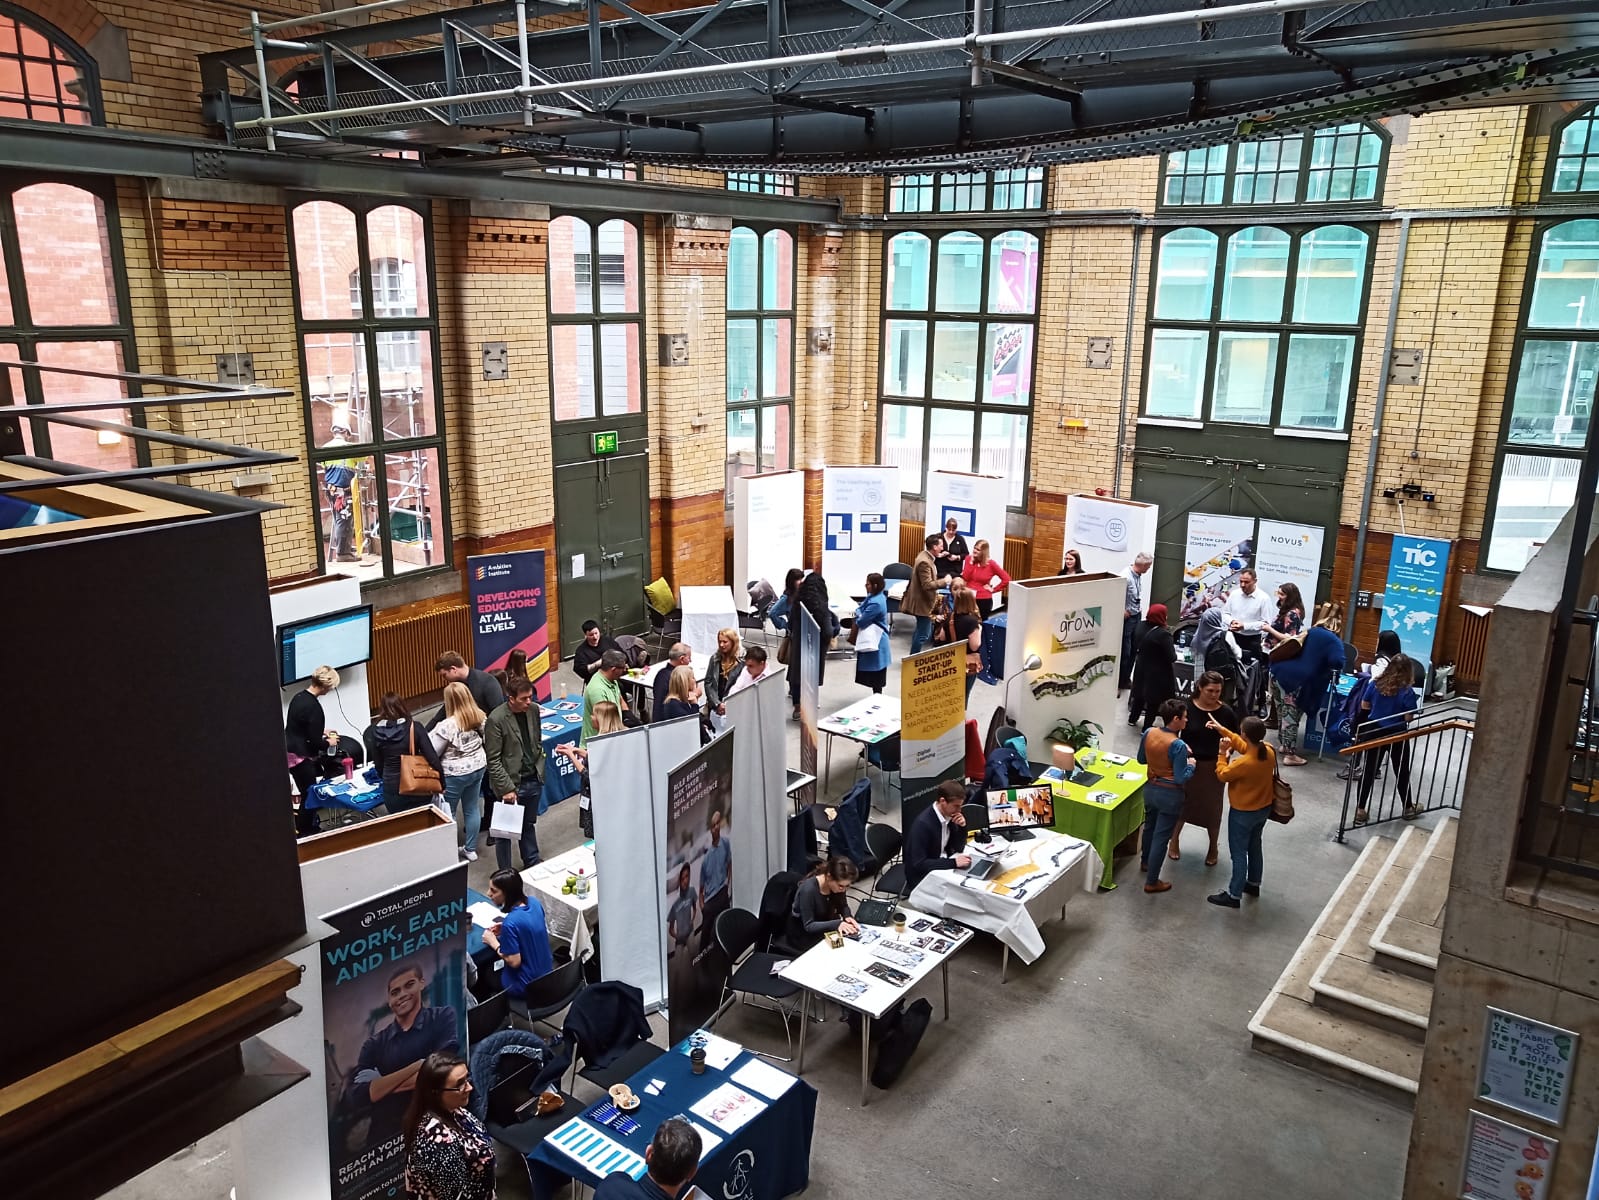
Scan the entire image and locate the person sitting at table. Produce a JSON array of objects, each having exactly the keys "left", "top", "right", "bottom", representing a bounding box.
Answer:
[
  {"left": 790, "top": 855, "right": 861, "bottom": 942},
  {"left": 703, "top": 628, "right": 745, "bottom": 721},
  {"left": 594, "top": 1116, "right": 702, "bottom": 1200},
  {"left": 480, "top": 868, "right": 554, "bottom": 999},
  {"left": 553, "top": 700, "right": 623, "bottom": 838},
  {"left": 935, "top": 515, "right": 970, "bottom": 580},
  {"left": 653, "top": 642, "right": 693, "bottom": 719},
  {"left": 961, "top": 539, "right": 1012, "bottom": 619},
  {"left": 953, "top": 586, "right": 984, "bottom": 702},
  {"left": 659, "top": 665, "right": 703, "bottom": 722},
  {"left": 572, "top": 620, "right": 620, "bottom": 684},
  {"left": 906, "top": 780, "right": 974, "bottom": 889}
]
